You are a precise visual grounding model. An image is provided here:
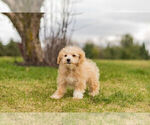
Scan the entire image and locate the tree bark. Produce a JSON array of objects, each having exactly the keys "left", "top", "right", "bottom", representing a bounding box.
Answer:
[
  {"left": 45, "top": 38, "right": 67, "bottom": 67},
  {"left": 3, "top": 13, "right": 44, "bottom": 65},
  {"left": 1, "top": 0, "right": 43, "bottom": 12}
]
